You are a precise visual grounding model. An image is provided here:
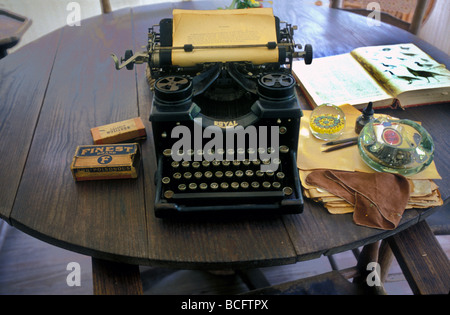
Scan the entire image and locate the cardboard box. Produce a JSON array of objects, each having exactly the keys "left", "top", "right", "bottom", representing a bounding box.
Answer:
[
  {"left": 71, "top": 143, "right": 141, "bottom": 181},
  {"left": 91, "top": 117, "right": 146, "bottom": 144}
]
